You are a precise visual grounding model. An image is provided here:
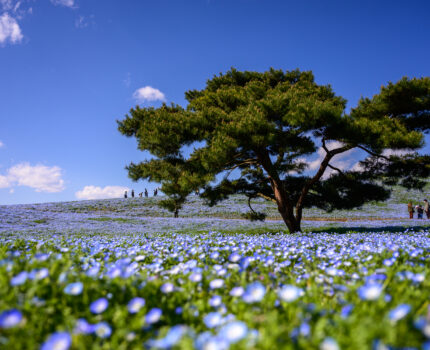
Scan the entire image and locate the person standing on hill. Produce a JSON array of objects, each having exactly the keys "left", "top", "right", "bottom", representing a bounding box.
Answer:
[
  {"left": 408, "top": 202, "right": 414, "bottom": 219},
  {"left": 424, "top": 199, "right": 429, "bottom": 219},
  {"left": 145, "top": 189, "right": 148, "bottom": 197},
  {"left": 131, "top": 189, "right": 135, "bottom": 198},
  {"left": 124, "top": 191, "right": 128, "bottom": 199},
  {"left": 417, "top": 205, "right": 424, "bottom": 219}
]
